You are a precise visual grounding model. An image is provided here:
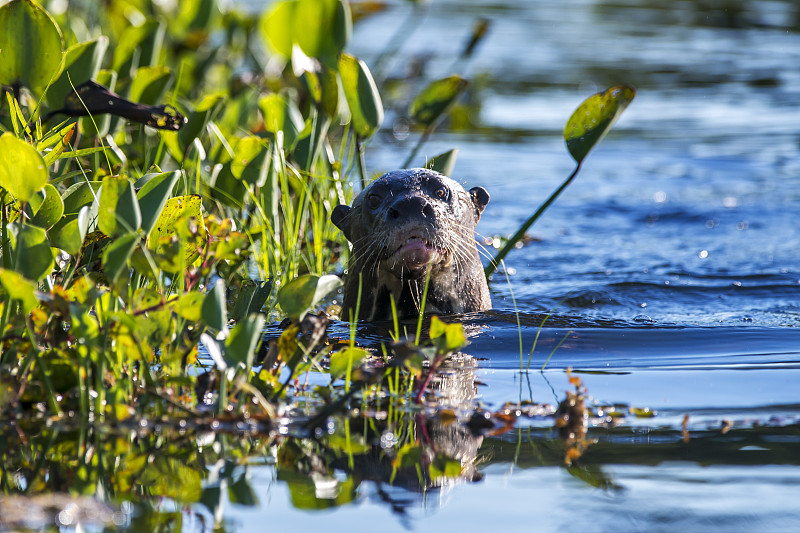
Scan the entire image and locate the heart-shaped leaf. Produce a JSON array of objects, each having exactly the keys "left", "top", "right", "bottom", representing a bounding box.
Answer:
[
  {"left": 410, "top": 75, "right": 469, "bottom": 127},
  {"left": 329, "top": 346, "right": 369, "bottom": 380},
  {"left": 28, "top": 183, "right": 64, "bottom": 229},
  {"left": 277, "top": 273, "right": 342, "bottom": 322},
  {"left": 48, "top": 37, "right": 108, "bottom": 109},
  {"left": 202, "top": 280, "right": 227, "bottom": 332},
  {"left": 425, "top": 148, "right": 459, "bottom": 176},
  {"left": 0, "top": 0, "right": 64, "bottom": 98},
  {"left": 98, "top": 175, "right": 142, "bottom": 236},
  {"left": 8, "top": 222, "right": 54, "bottom": 281},
  {"left": 0, "top": 133, "right": 48, "bottom": 203},
  {"left": 225, "top": 313, "right": 266, "bottom": 368},
  {"left": 339, "top": 54, "right": 383, "bottom": 139},
  {"left": 0, "top": 268, "right": 38, "bottom": 314},
  {"left": 564, "top": 85, "right": 635, "bottom": 164}
]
